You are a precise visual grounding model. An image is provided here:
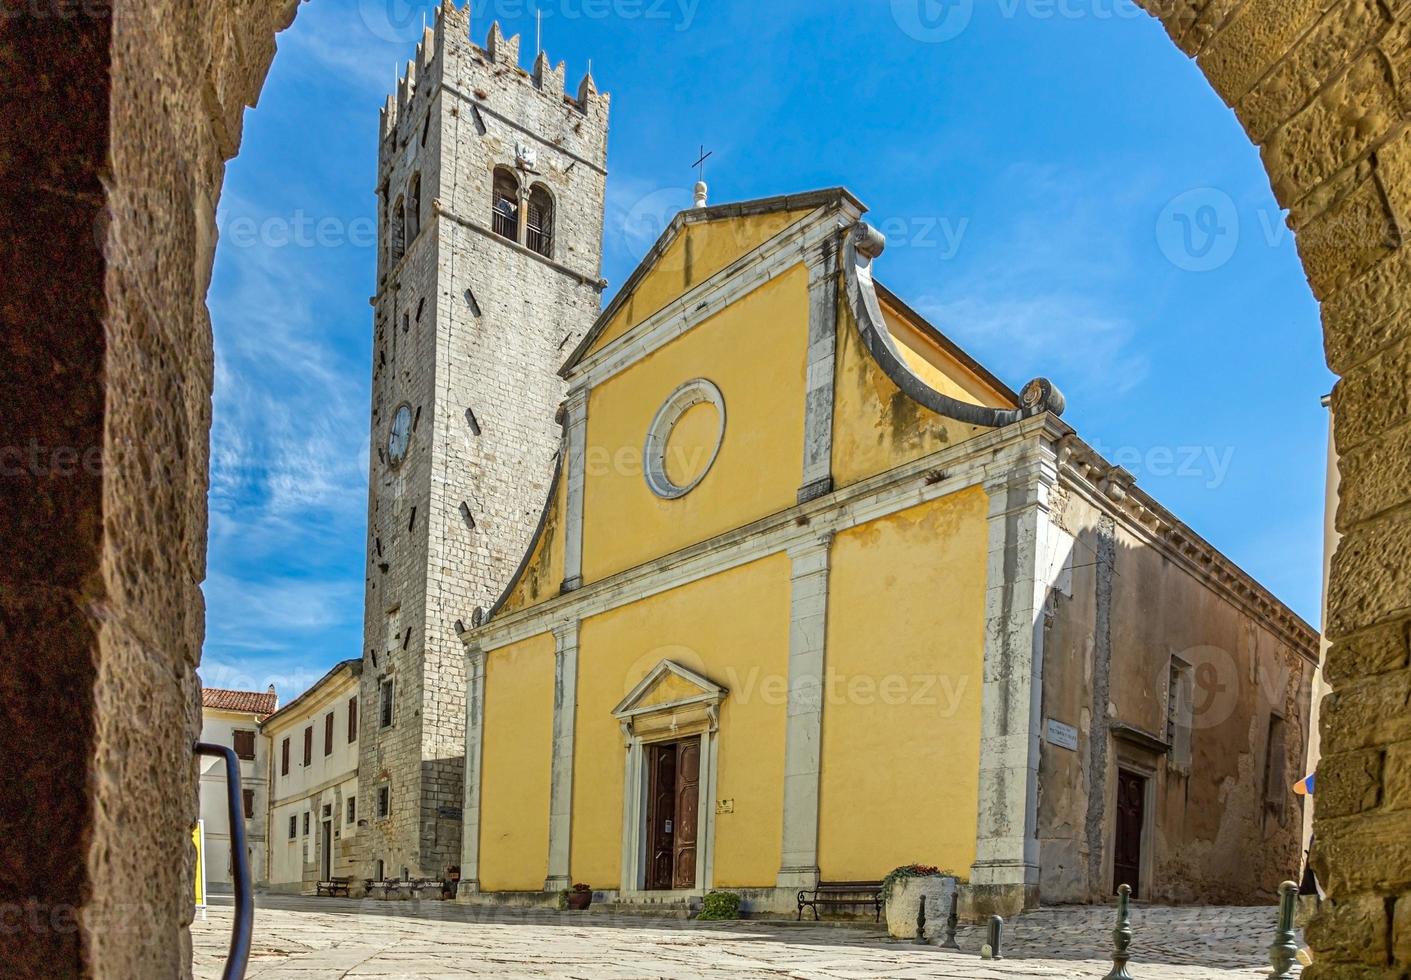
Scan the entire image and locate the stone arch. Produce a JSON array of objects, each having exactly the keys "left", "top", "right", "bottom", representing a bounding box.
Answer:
[{"left": 5, "top": 0, "right": 1409, "bottom": 974}]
